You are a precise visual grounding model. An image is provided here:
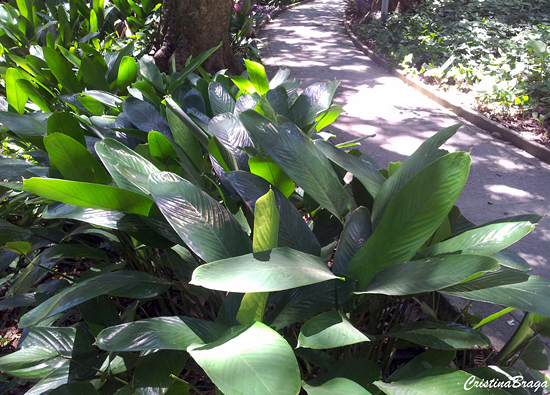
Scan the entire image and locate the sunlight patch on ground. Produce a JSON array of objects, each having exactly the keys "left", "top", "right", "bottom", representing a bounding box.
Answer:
[
  {"left": 496, "top": 158, "right": 529, "bottom": 171},
  {"left": 381, "top": 136, "right": 424, "bottom": 156},
  {"left": 485, "top": 184, "right": 534, "bottom": 199}
]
